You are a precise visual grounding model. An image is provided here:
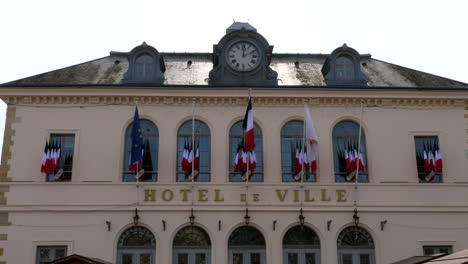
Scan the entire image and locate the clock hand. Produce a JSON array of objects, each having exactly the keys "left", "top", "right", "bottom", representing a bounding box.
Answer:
[{"left": 245, "top": 50, "right": 257, "bottom": 56}]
